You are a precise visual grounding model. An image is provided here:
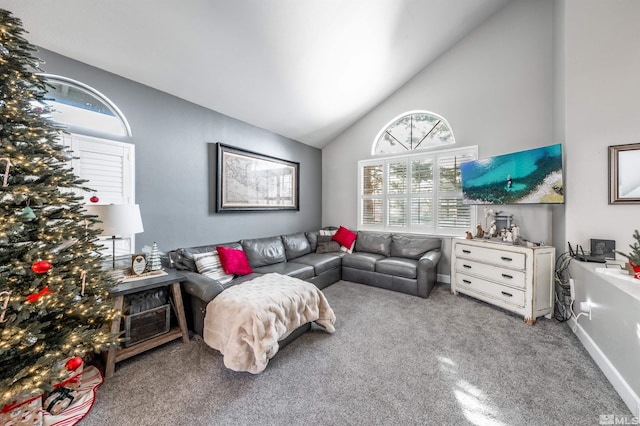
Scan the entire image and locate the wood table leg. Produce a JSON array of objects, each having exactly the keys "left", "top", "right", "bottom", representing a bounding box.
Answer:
[
  {"left": 170, "top": 283, "right": 190, "bottom": 343},
  {"left": 105, "top": 295, "right": 124, "bottom": 378}
]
